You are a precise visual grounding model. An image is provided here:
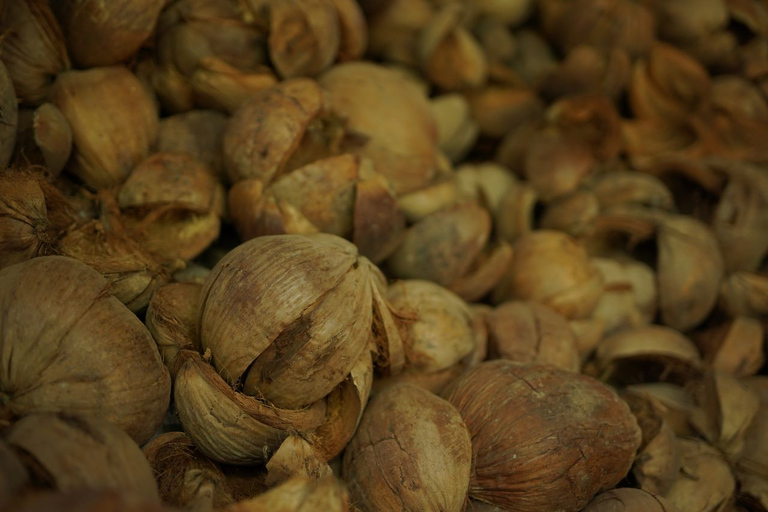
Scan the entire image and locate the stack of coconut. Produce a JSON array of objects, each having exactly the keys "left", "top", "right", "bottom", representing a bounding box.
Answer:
[{"left": 0, "top": 0, "right": 766, "bottom": 511}]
